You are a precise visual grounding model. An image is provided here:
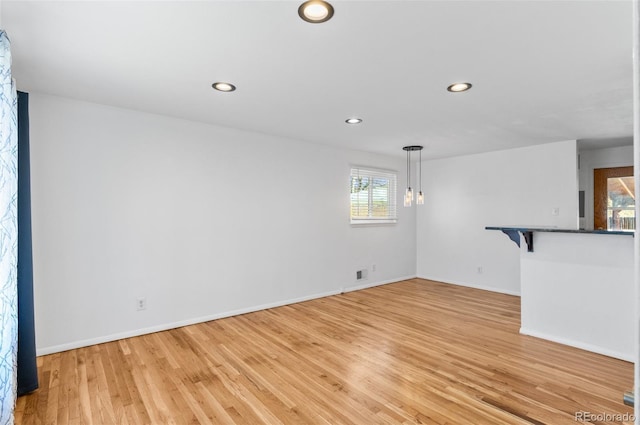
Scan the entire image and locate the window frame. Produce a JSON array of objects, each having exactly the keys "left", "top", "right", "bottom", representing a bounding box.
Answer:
[{"left": 350, "top": 166, "right": 398, "bottom": 225}]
